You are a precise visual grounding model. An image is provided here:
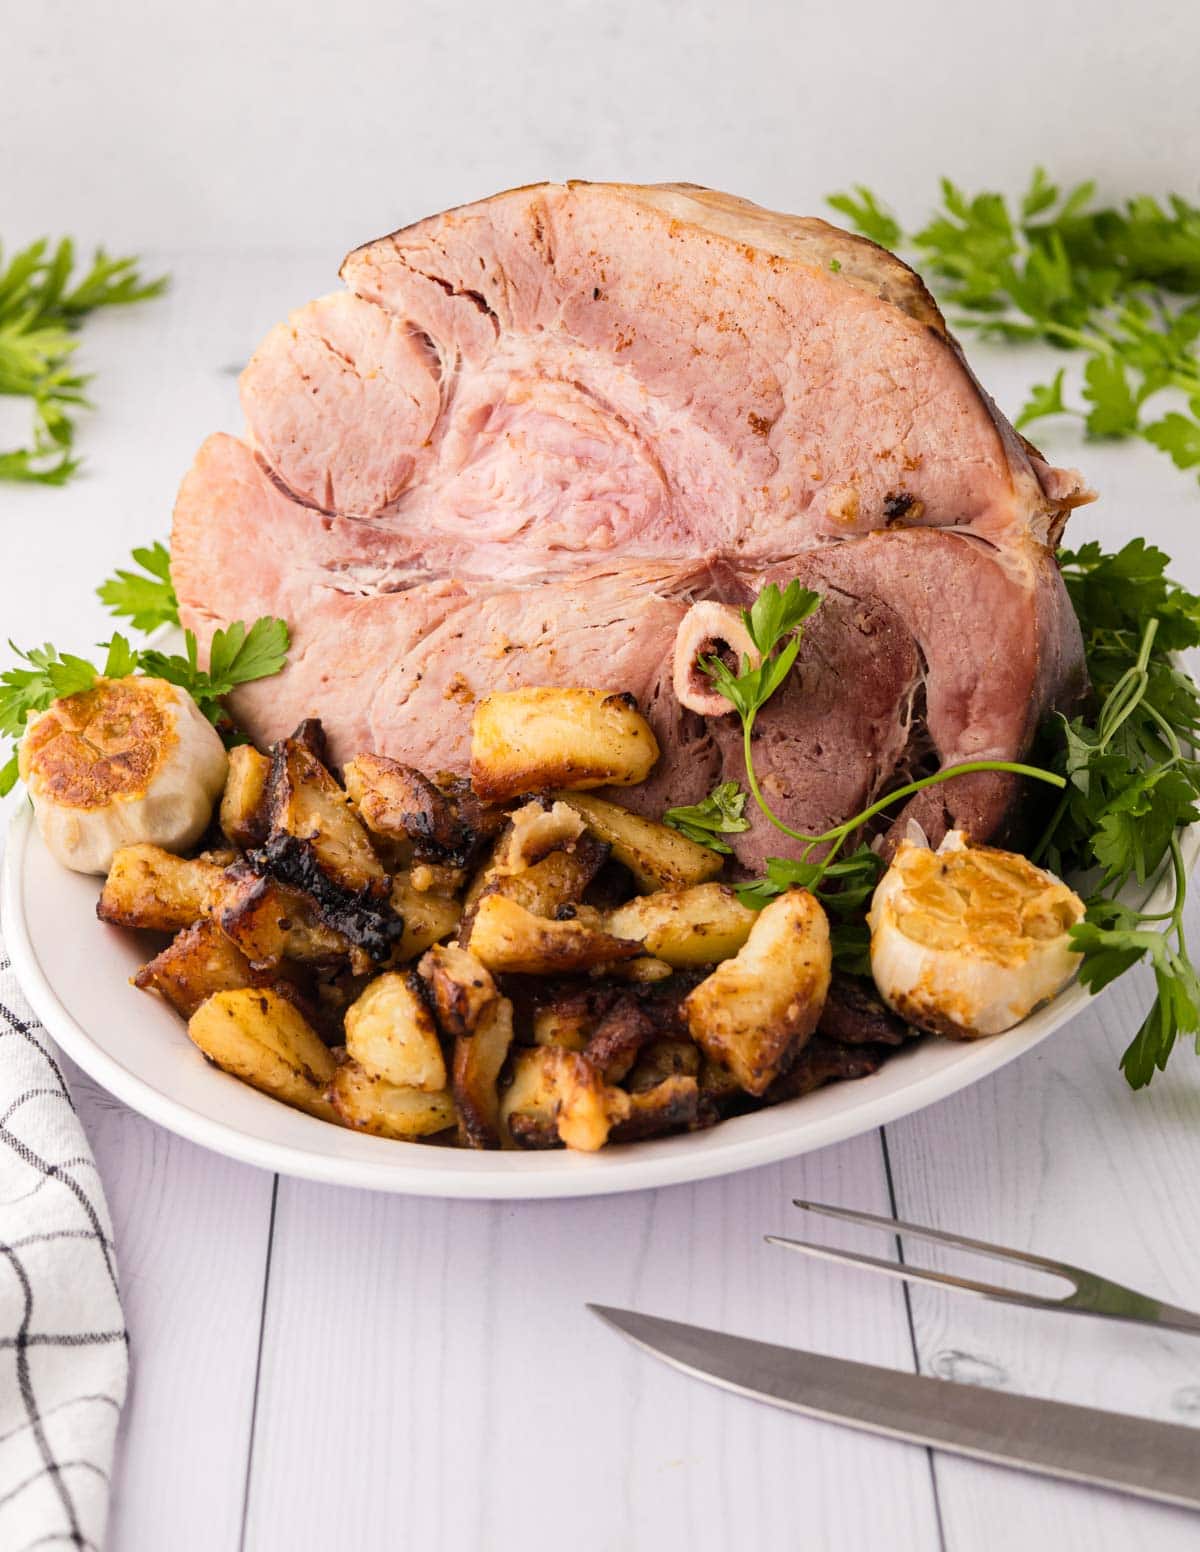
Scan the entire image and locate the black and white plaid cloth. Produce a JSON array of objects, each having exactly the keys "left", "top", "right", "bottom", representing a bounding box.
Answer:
[{"left": 0, "top": 943, "right": 127, "bottom": 1551}]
